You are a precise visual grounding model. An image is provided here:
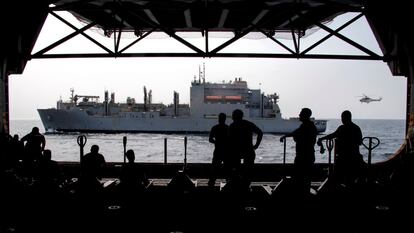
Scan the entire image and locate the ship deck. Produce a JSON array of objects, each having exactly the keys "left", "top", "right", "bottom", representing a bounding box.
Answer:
[{"left": 2, "top": 162, "right": 412, "bottom": 233}]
